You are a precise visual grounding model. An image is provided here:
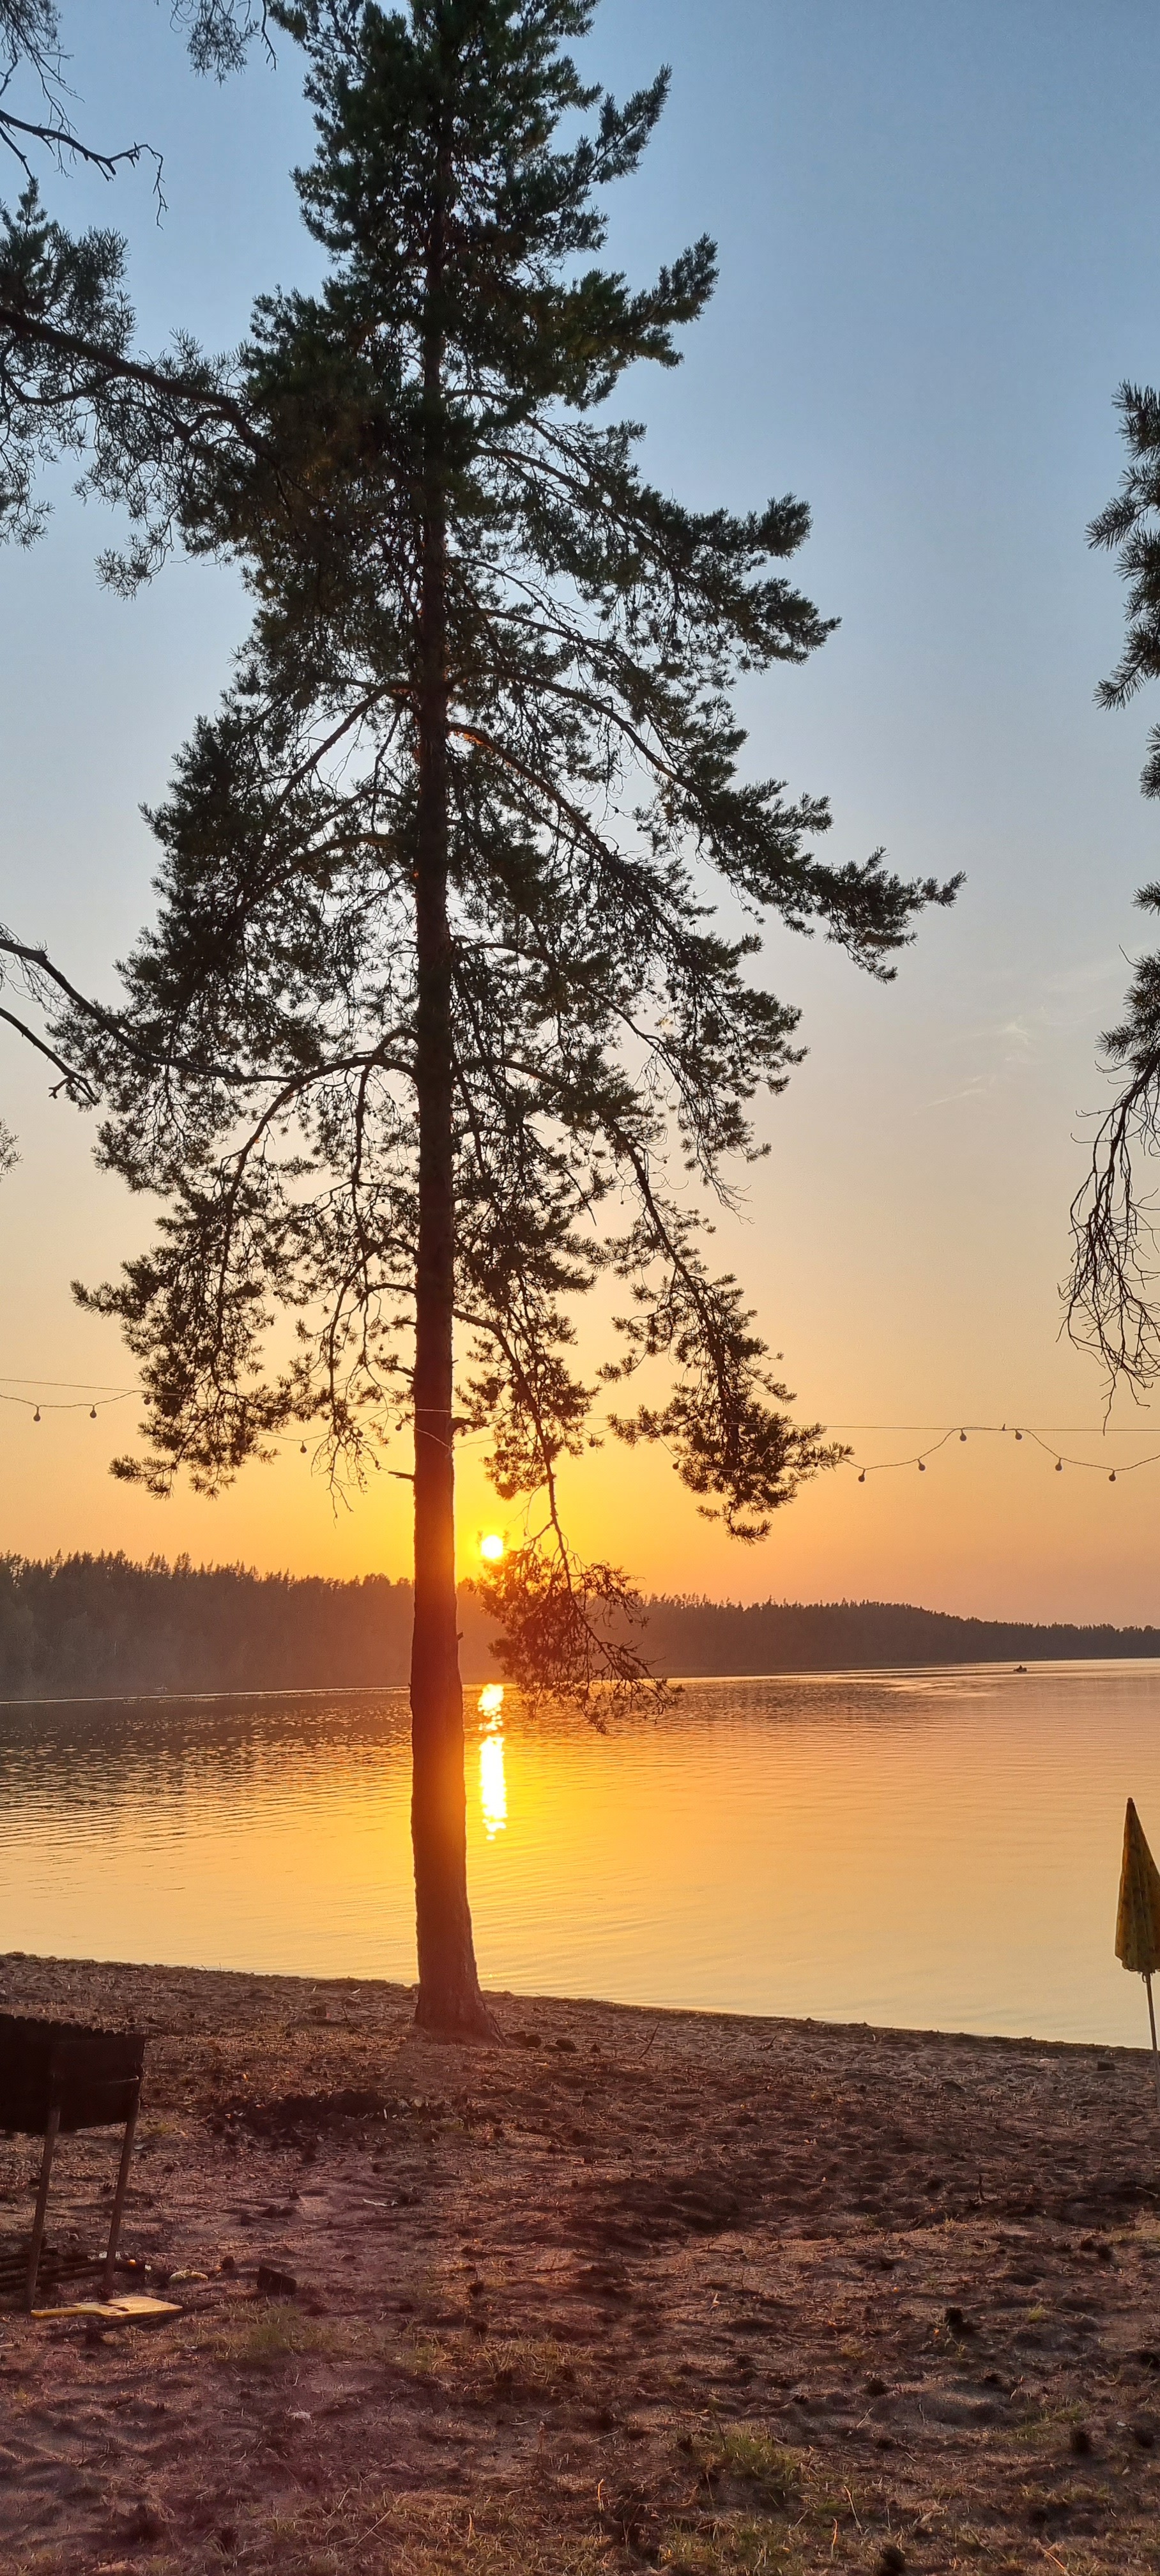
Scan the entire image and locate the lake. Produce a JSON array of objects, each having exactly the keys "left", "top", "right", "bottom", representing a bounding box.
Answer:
[{"left": 1, "top": 1660, "right": 1157, "bottom": 2046}]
